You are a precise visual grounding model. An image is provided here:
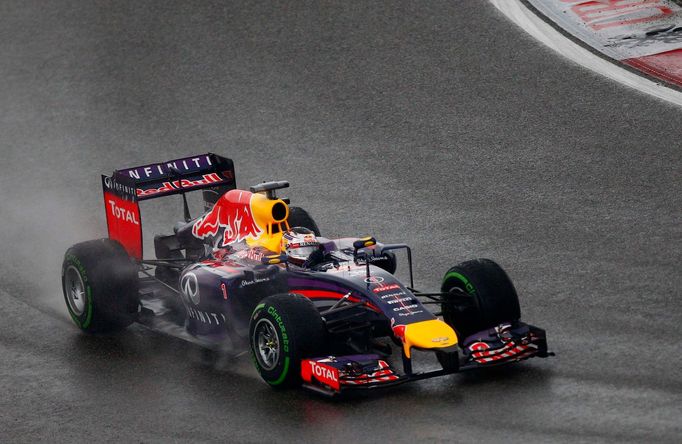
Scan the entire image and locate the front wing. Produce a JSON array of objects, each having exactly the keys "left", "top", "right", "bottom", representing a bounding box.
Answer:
[{"left": 301, "top": 321, "right": 551, "bottom": 396}]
